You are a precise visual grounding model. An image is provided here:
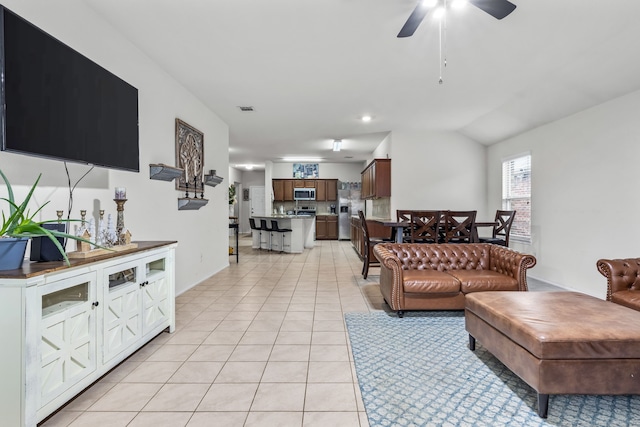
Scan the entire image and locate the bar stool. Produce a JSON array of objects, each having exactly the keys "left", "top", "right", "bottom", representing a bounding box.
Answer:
[
  {"left": 270, "top": 220, "right": 292, "bottom": 253},
  {"left": 249, "top": 218, "right": 262, "bottom": 249},
  {"left": 259, "top": 219, "right": 273, "bottom": 250}
]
